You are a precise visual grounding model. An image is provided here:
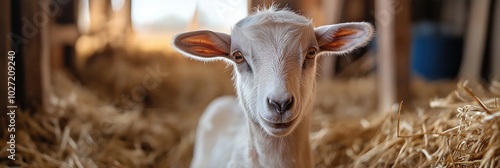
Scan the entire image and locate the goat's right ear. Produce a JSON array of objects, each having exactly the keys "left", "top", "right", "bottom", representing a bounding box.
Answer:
[{"left": 172, "top": 30, "right": 231, "bottom": 62}]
